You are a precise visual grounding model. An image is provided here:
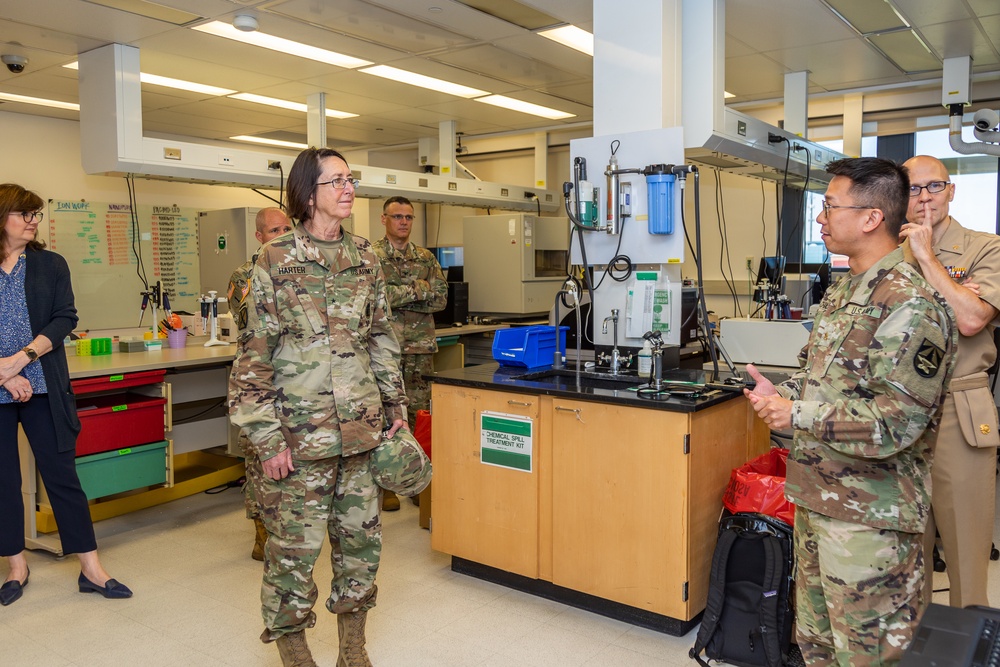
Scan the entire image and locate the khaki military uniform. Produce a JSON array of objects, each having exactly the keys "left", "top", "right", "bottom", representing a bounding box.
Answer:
[
  {"left": 372, "top": 238, "right": 447, "bottom": 428},
  {"left": 905, "top": 218, "right": 1000, "bottom": 608},
  {"left": 776, "top": 248, "right": 957, "bottom": 664},
  {"left": 229, "top": 226, "right": 406, "bottom": 640}
]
